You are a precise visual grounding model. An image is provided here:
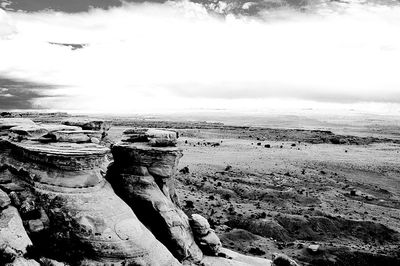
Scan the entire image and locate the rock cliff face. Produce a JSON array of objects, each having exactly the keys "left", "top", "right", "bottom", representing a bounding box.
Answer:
[
  {"left": 0, "top": 118, "right": 273, "bottom": 266},
  {"left": 107, "top": 129, "right": 203, "bottom": 263}
]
